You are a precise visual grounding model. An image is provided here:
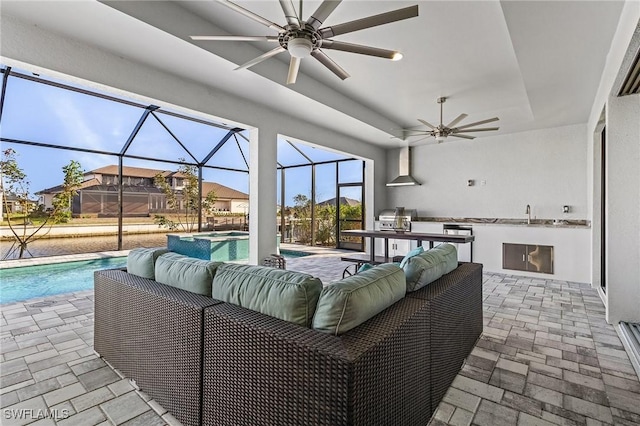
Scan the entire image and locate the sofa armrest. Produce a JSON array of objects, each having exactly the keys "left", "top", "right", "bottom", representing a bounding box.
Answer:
[
  {"left": 94, "top": 269, "right": 219, "bottom": 426},
  {"left": 202, "top": 297, "right": 432, "bottom": 426},
  {"left": 406, "top": 262, "right": 483, "bottom": 411}
]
